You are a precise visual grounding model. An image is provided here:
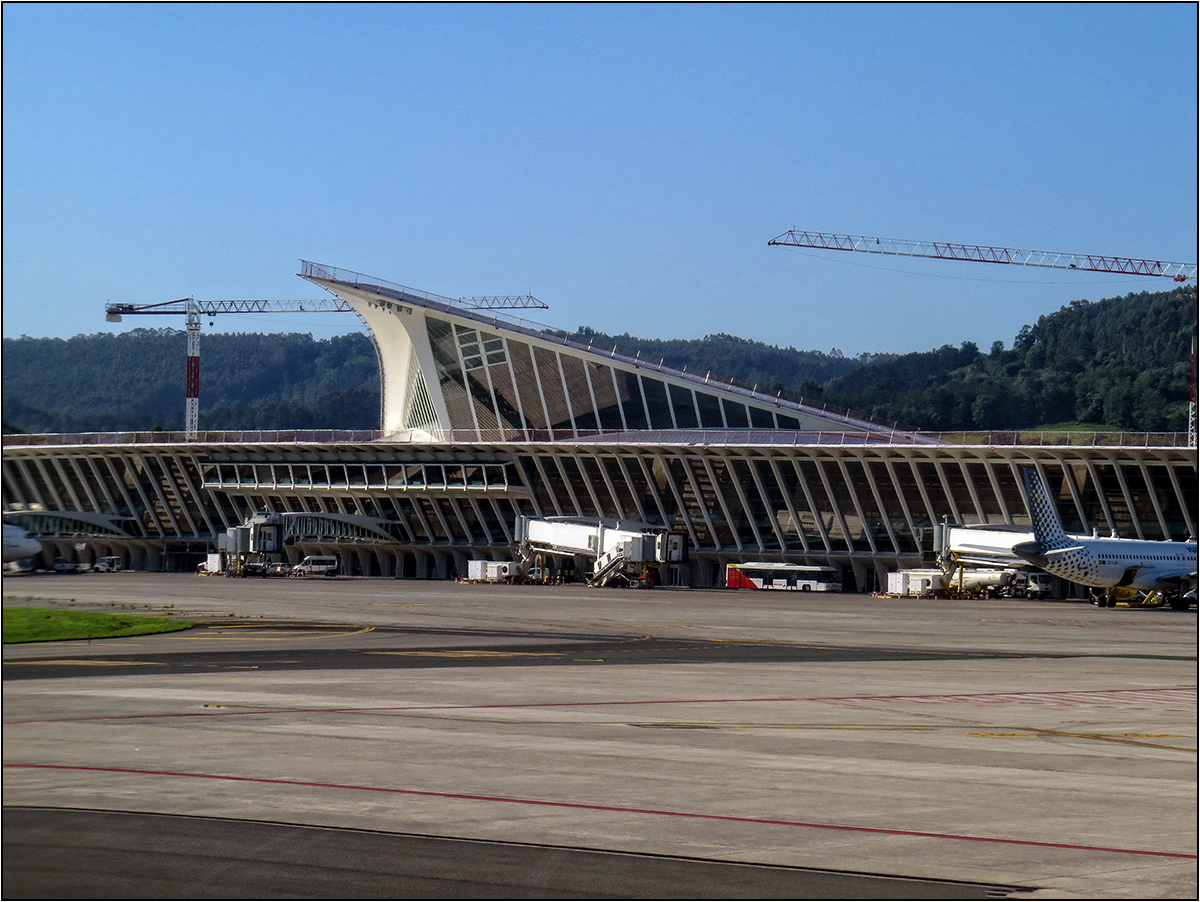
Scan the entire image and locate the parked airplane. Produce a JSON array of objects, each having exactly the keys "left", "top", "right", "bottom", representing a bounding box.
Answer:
[
  {"left": 1013, "top": 468, "right": 1197, "bottom": 609},
  {"left": 2, "top": 524, "right": 42, "bottom": 563}
]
